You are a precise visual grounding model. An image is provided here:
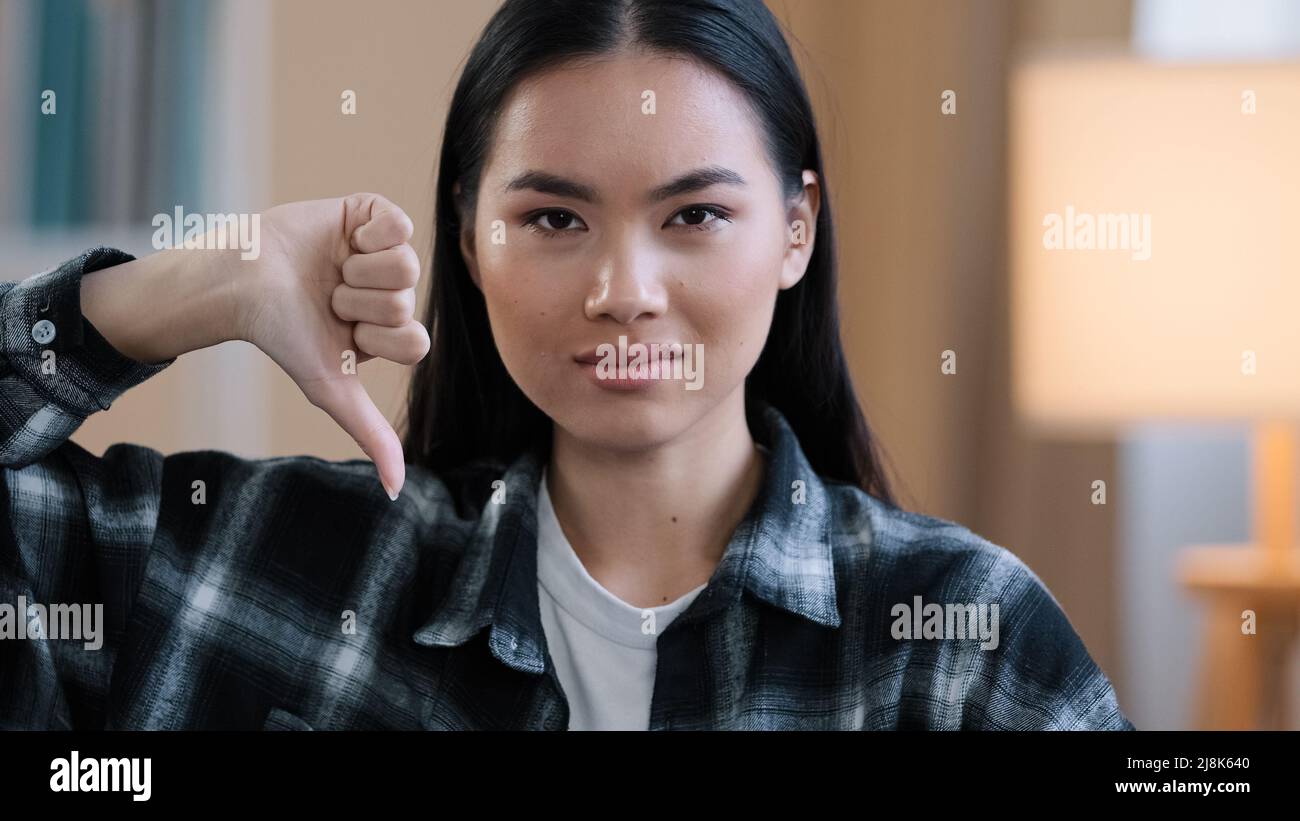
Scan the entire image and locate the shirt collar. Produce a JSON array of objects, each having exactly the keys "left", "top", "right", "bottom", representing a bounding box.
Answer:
[{"left": 412, "top": 401, "right": 843, "bottom": 674}]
